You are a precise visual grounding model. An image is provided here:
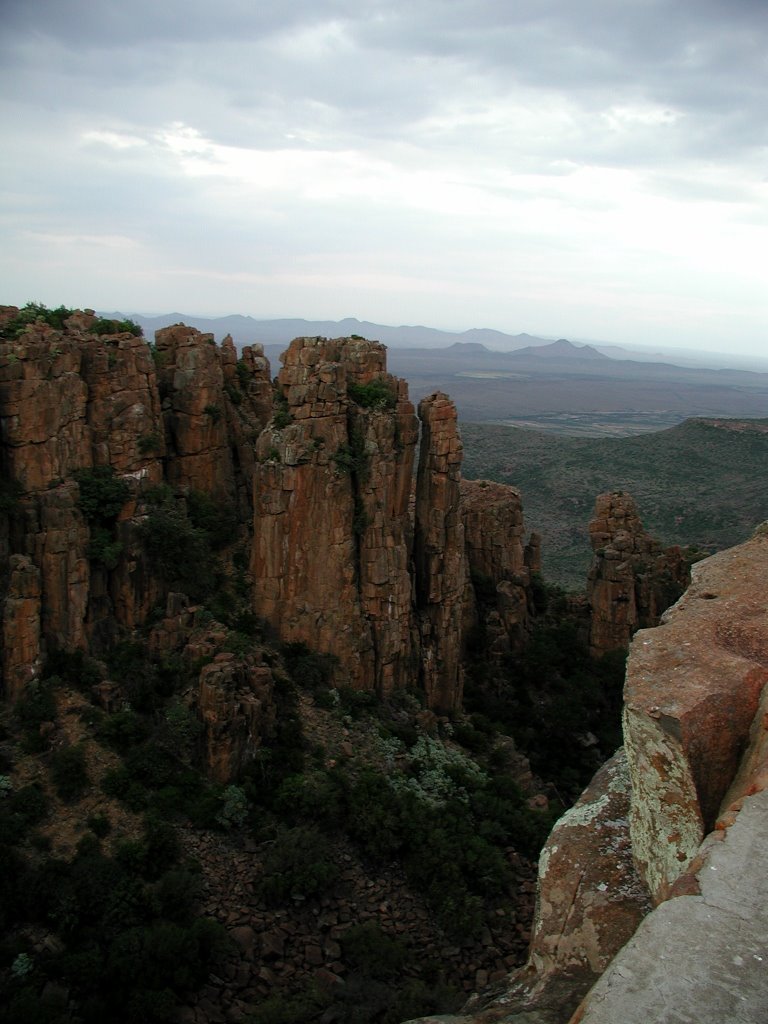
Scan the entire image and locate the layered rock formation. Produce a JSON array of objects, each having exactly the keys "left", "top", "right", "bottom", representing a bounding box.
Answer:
[
  {"left": 250, "top": 339, "right": 539, "bottom": 712},
  {"left": 587, "top": 491, "right": 690, "bottom": 656},
  {"left": 0, "top": 309, "right": 277, "bottom": 779},
  {"left": 1, "top": 310, "right": 540, "bottom": 769},
  {"left": 251, "top": 336, "right": 420, "bottom": 698}
]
